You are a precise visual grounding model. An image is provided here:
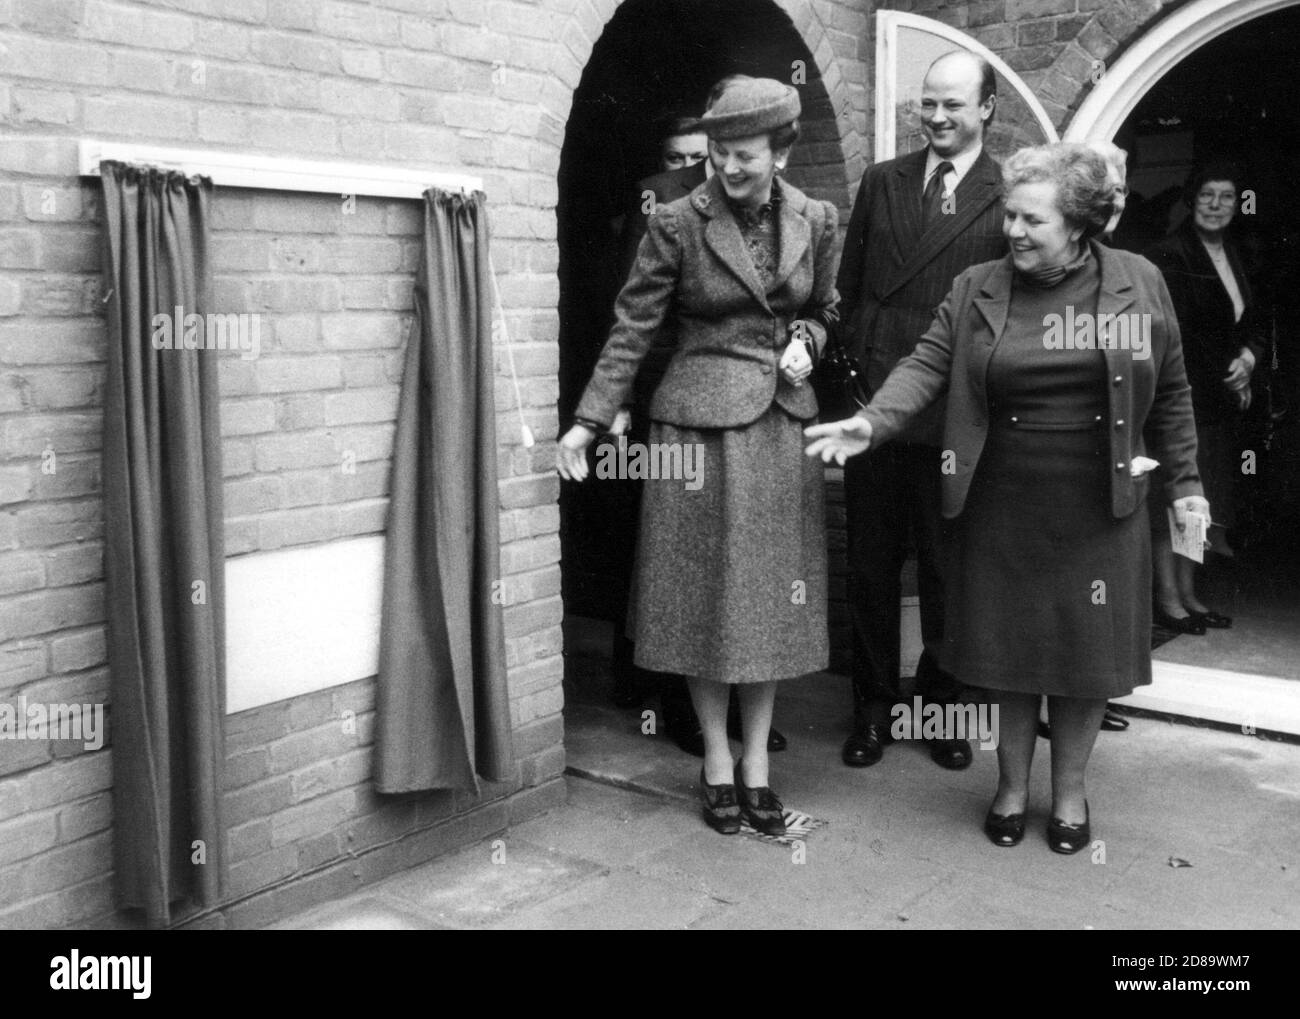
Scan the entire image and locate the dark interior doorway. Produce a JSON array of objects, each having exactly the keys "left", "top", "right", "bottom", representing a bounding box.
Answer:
[
  {"left": 555, "top": 0, "right": 847, "bottom": 634},
  {"left": 1109, "top": 6, "right": 1300, "bottom": 678}
]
